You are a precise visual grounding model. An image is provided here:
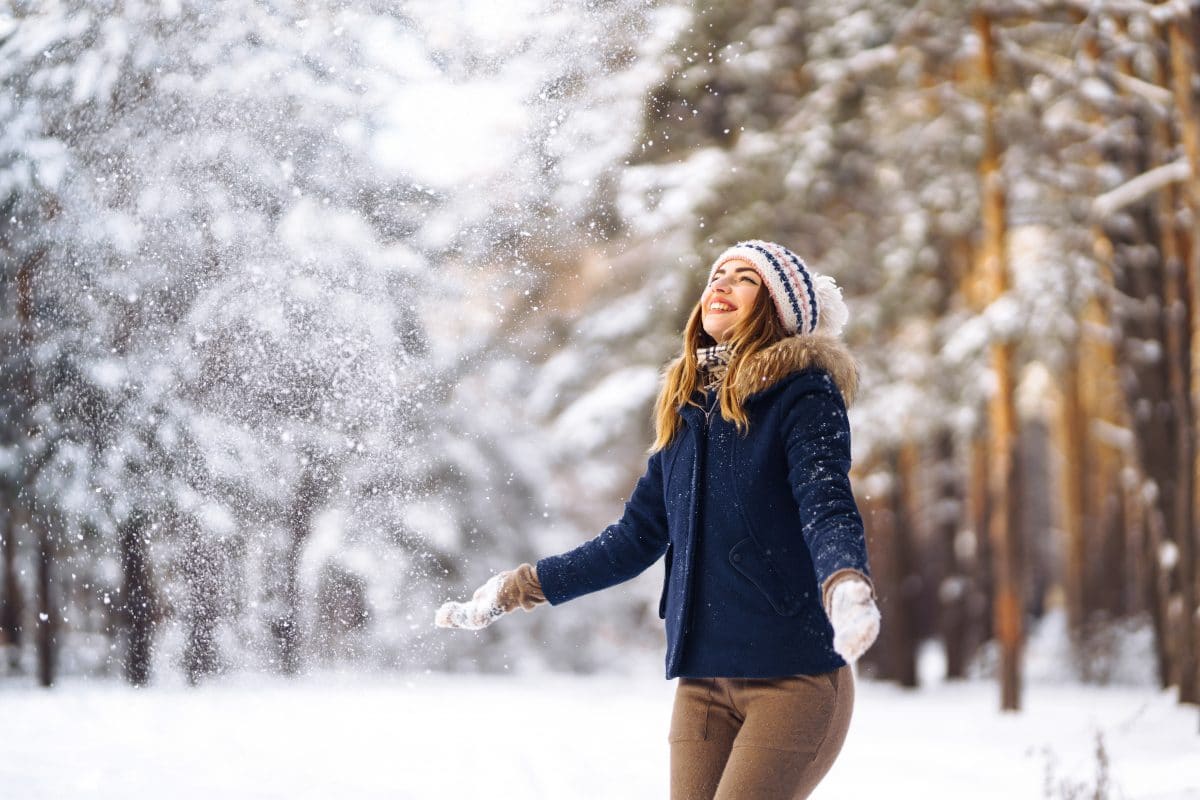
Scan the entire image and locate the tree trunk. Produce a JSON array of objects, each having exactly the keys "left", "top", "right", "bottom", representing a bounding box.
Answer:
[
  {"left": 1075, "top": 258, "right": 1140, "bottom": 679},
  {"left": 275, "top": 531, "right": 306, "bottom": 676},
  {"left": 987, "top": 342, "right": 1023, "bottom": 712},
  {"left": 969, "top": 433, "right": 994, "bottom": 654},
  {"left": 933, "top": 430, "right": 970, "bottom": 679},
  {"left": 976, "top": 9, "right": 1023, "bottom": 711},
  {"left": 119, "top": 511, "right": 156, "bottom": 686},
  {"left": 854, "top": 473, "right": 889, "bottom": 680},
  {"left": 180, "top": 514, "right": 223, "bottom": 685},
  {"left": 1161, "top": 220, "right": 1194, "bottom": 700},
  {"left": 1167, "top": 5, "right": 1200, "bottom": 708},
  {"left": 893, "top": 444, "right": 920, "bottom": 688},
  {"left": 16, "top": 246, "right": 52, "bottom": 686},
  {"left": 865, "top": 447, "right": 919, "bottom": 688},
  {"left": 273, "top": 453, "right": 334, "bottom": 676},
  {"left": 0, "top": 491, "right": 23, "bottom": 674},
  {"left": 1055, "top": 348, "right": 1087, "bottom": 635},
  {"left": 34, "top": 518, "right": 55, "bottom": 688},
  {"left": 1019, "top": 419, "right": 1053, "bottom": 622}
]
